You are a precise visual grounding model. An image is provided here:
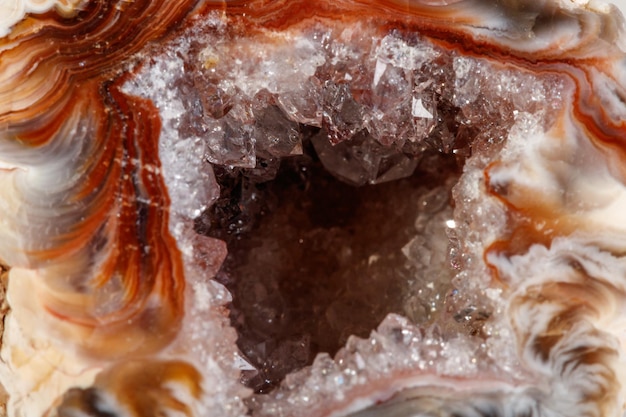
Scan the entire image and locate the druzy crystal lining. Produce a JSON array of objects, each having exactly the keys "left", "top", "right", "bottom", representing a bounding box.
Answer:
[{"left": 1, "top": 1, "right": 626, "bottom": 417}]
